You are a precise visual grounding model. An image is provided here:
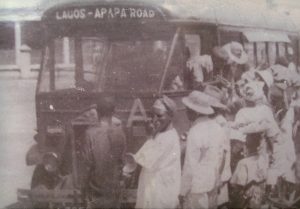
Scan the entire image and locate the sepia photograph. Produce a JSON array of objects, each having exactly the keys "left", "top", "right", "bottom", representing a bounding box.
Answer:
[{"left": 0, "top": 0, "right": 300, "bottom": 208}]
